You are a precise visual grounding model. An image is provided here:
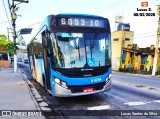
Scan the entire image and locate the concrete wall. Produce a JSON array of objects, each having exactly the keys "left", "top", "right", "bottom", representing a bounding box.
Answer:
[
  {"left": 0, "top": 60, "right": 10, "bottom": 67},
  {"left": 0, "top": 52, "right": 10, "bottom": 67}
]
